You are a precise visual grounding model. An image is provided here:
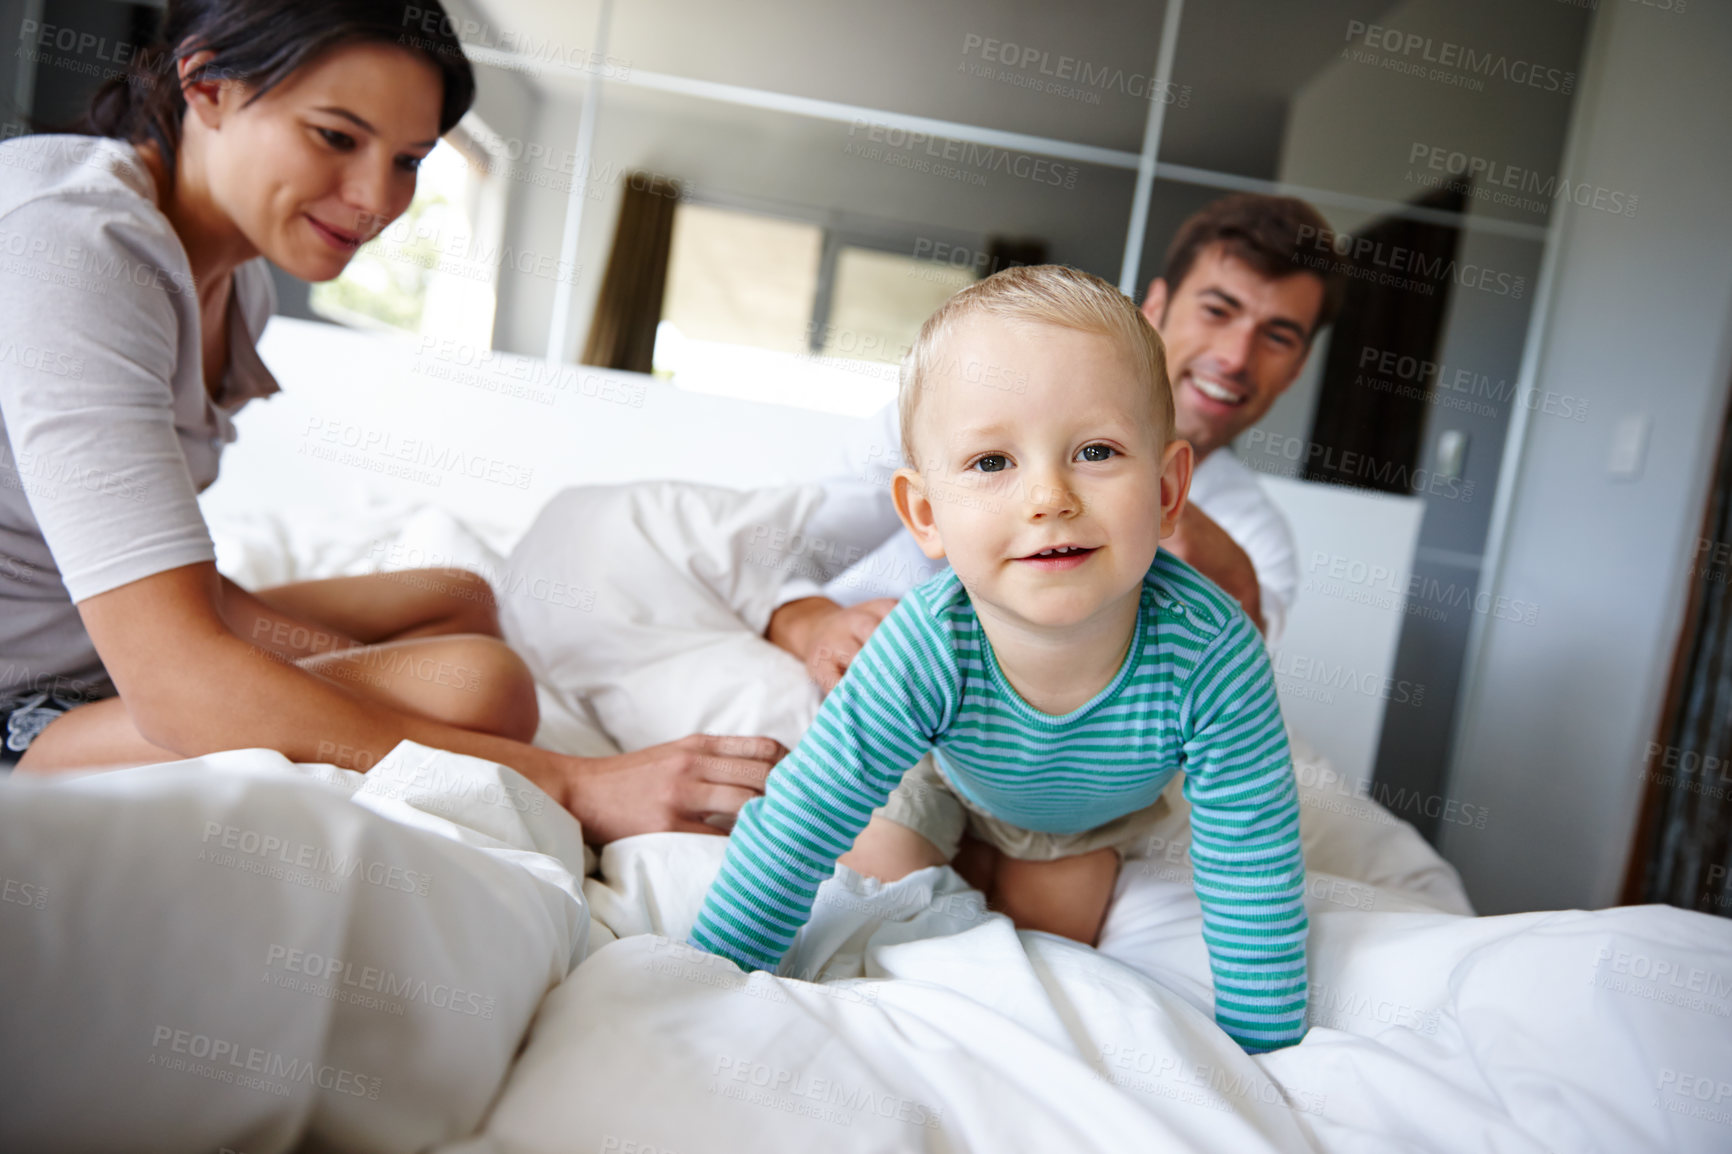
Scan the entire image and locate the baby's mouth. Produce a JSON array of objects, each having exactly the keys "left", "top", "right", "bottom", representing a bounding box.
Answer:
[{"left": 1017, "top": 545, "right": 1098, "bottom": 562}]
